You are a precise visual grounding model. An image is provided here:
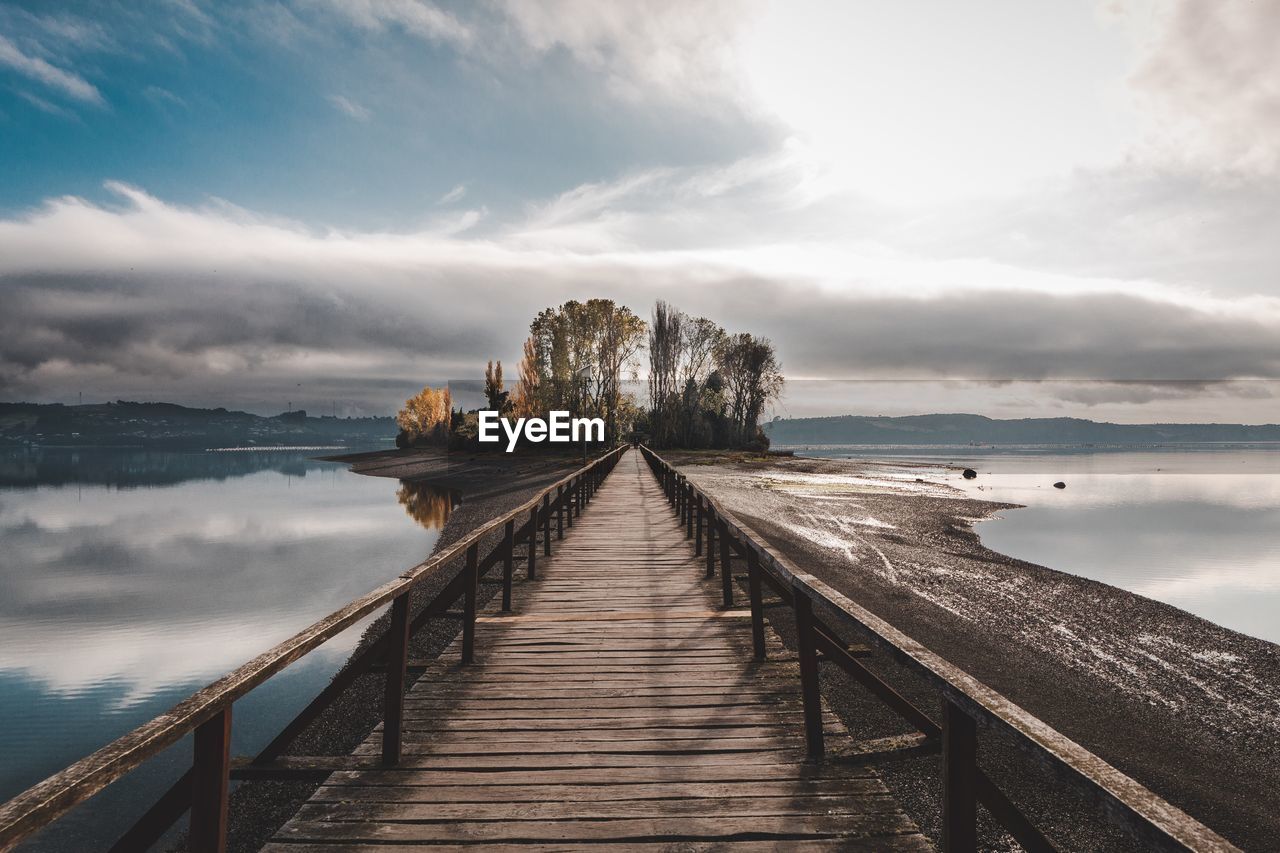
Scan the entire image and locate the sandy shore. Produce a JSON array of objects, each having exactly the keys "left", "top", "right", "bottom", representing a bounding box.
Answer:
[{"left": 665, "top": 450, "right": 1280, "bottom": 850}]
